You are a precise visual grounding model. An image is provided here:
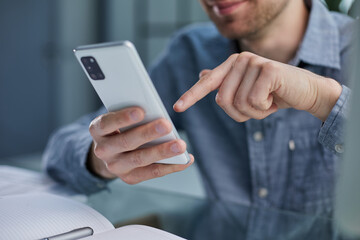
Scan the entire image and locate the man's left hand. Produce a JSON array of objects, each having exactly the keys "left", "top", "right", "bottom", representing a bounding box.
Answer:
[{"left": 173, "top": 52, "right": 342, "bottom": 122}]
